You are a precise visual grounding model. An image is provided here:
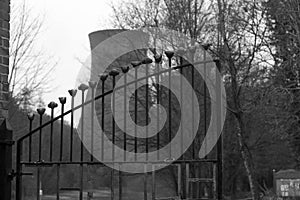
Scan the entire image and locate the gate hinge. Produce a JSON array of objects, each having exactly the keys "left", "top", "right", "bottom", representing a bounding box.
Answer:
[
  {"left": 0, "top": 140, "right": 15, "bottom": 146},
  {"left": 8, "top": 170, "right": 33, "bottom": 180},
  {"left": 8, "top": 170, "right": 17, "bottom": 180}
]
